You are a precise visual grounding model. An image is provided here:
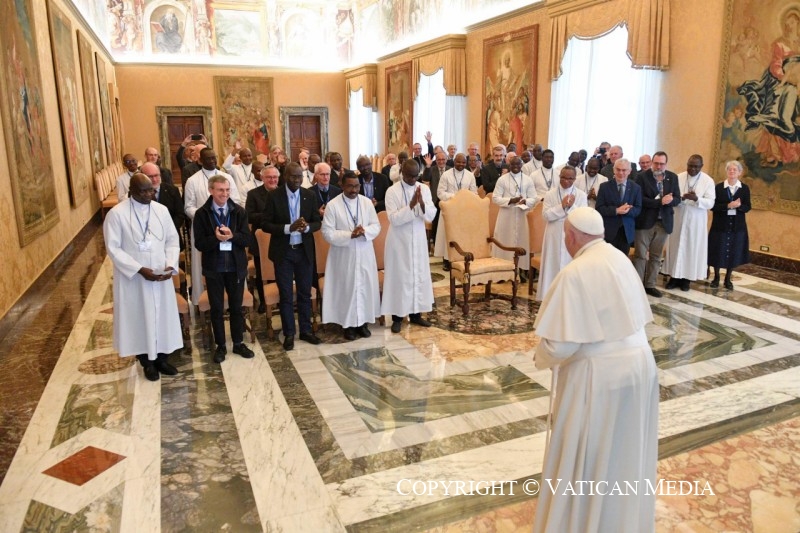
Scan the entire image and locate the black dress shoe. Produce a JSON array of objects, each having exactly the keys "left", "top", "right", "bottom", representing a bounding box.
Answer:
[
  {"left": 343, "top": 328, "right": 357, "bottom": 341},
  {"left": 213, "top": 345, "right": 227, "bottom": 363},
  {"left": 710, "top": 279, "right": 720, "bottom": 289},
  {"left": 681, "top": 279, "right": 691, "bottom": 292},
  {"left": 233, "top": 343, "right": 255, "bottom": 359},
  {"left": 410, "top": 316, "right": 432, "bottom": 327},
  {"left": 358, "top": 324, "right": 372, "bottom": 338},
  {"left": 155, "top": 354, "right": 178, "bottom": 375},
  {"left": 143, "top": 362, "right": 160, "bottom": 381},
  {"left": 391, "top": 321, "right": 402, "bottom": 333},
  {"left": 442, "top": 260, "right": 451, "bottom": 271},
  {"left": 724, "top": 280, "right": 734, "bottom": 290},
  {"left": 299, "top": 332, "right": 322, "bottom": 345},
  {"left": 644, "top": 287, "right": 663, "bottom": 298},
  {"left": 665, "top": 278, "right": 679, "bottom": 290},
  {"left": 283, "top": 335, "right": 295, "bottom": 350}
]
